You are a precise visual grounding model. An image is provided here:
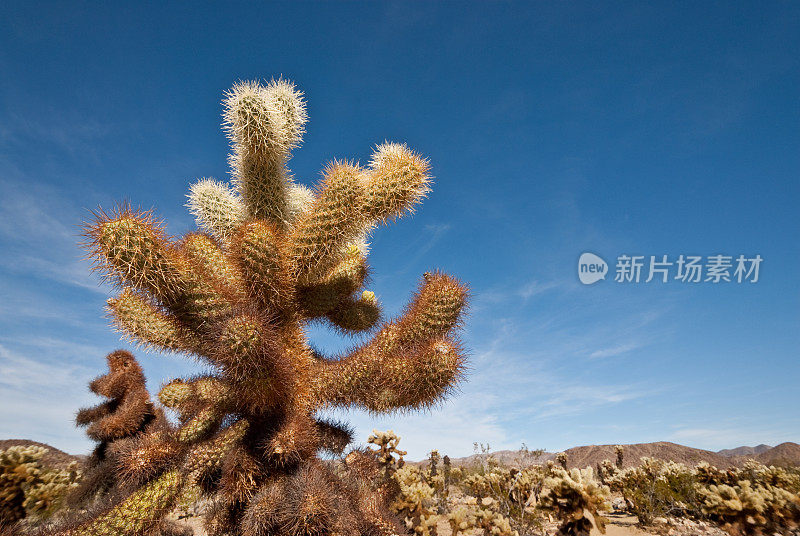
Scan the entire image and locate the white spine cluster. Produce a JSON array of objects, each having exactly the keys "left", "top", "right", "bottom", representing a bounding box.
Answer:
[{"left": 186, "top": 178, "right": 245, "bottom": 240}]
